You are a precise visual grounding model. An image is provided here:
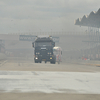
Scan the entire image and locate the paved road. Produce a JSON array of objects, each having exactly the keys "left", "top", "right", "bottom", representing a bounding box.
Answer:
[
  {"left": 1, "top": 59, "right": 100, "bottom": 72},
  {"left": 0, "top": 70, "right": 100, "bottom": 94},
  {"left": 0, "top": 60, "right": 100, "bottom": 100}
]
